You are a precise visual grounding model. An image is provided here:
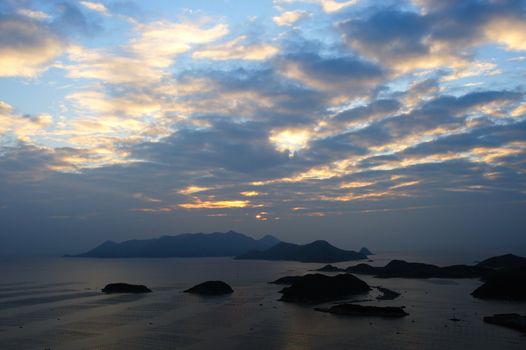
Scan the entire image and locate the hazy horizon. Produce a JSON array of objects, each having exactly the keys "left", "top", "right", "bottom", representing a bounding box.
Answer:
[{"left": 1, "top": 0, "right": 526, "bottom": 256}]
